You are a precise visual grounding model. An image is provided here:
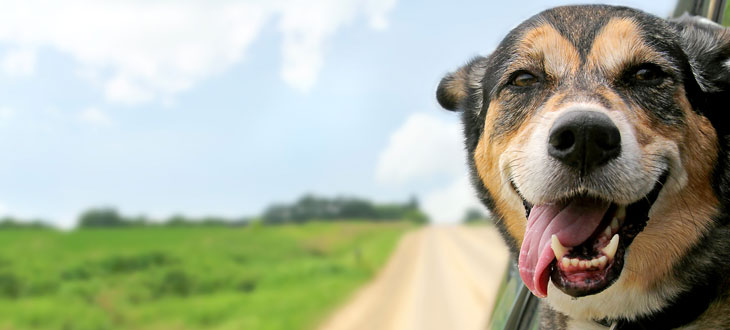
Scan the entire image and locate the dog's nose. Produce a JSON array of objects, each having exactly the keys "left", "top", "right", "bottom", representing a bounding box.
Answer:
[{"left": 548, "top": 111, "right": 621, "bottom": 174}]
